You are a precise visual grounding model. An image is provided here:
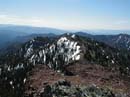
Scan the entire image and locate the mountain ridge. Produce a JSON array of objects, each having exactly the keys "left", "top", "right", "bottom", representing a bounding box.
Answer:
[
  {"left": 0, "top": 33, "right": 130, "bottom": 97},
  {"left": 0, "top": 24, "right": 68, "bottom": 49},
  {"left": 75, "top": 32, "right": 130, "bottom": 51}
]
